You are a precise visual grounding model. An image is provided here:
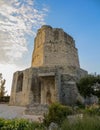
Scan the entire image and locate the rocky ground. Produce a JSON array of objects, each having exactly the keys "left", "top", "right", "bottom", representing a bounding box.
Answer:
[{"left": 0, "top": 104, "right": 43, "bottom": 122}]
